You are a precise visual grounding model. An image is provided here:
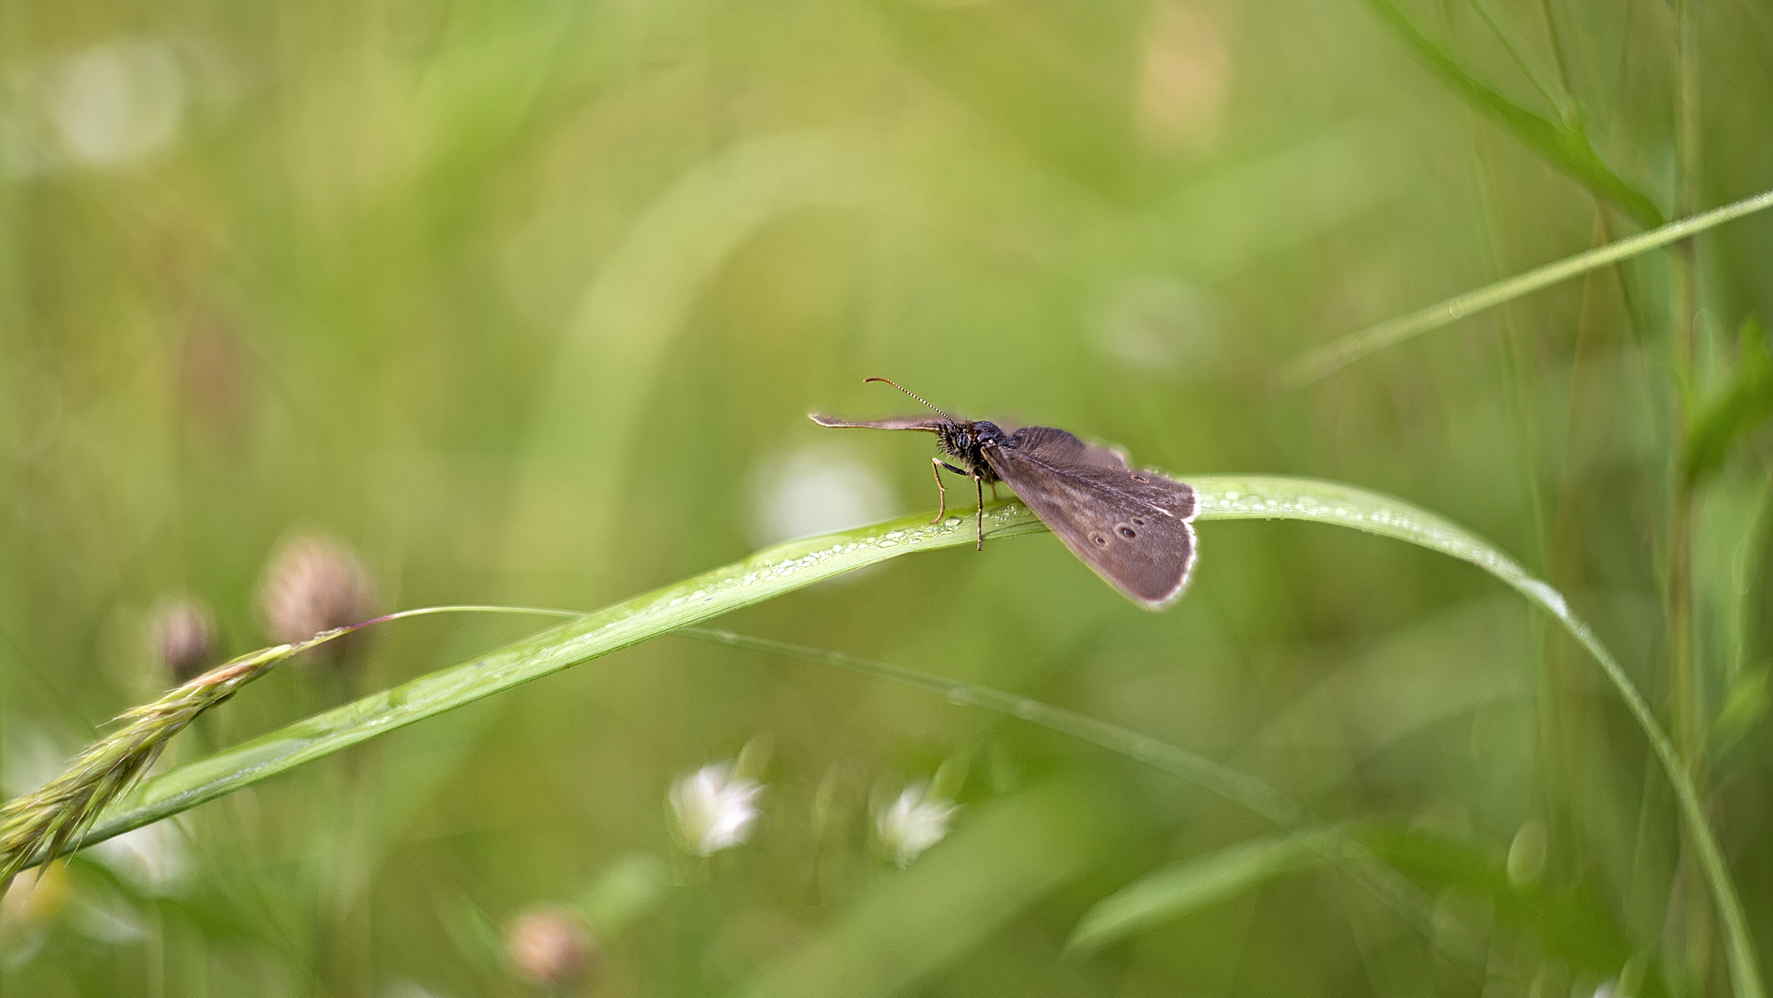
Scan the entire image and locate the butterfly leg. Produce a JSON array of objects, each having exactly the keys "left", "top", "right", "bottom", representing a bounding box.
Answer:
[
  {"left": 974, "top": 475, "right": 985, "bottom": 550},
  {"left": 929, "top": 459, "right": 967, "bottom": 522},
  {"left": 989, "top": 481, "right": 1000, "bottom": 501}
]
